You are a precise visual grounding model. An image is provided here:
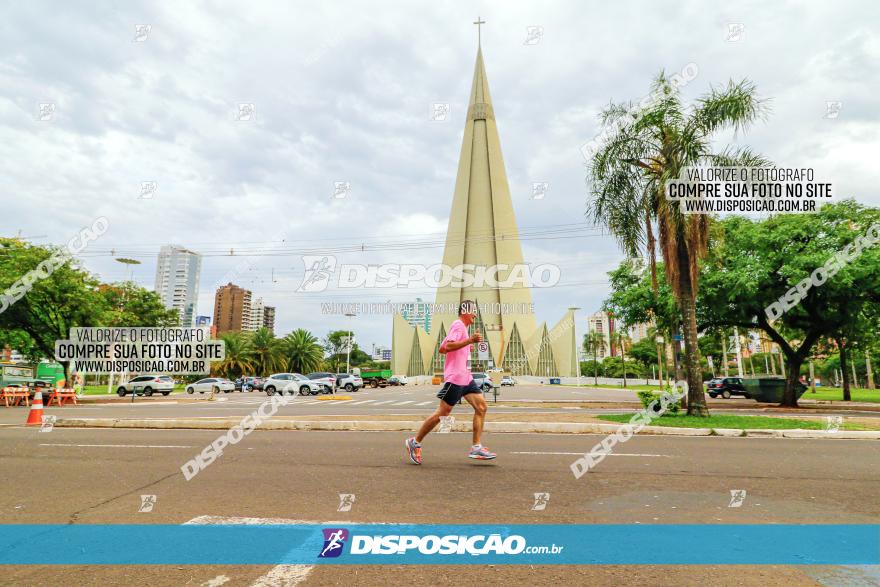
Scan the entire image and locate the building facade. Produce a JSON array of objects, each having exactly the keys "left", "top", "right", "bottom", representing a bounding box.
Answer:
[
  {"left": 154, "top": 245, "right": 201, "bottom": 326},
  {"left": 213, "top": 283, "right": 252, "bottom": 334},
  {"left": 586, "top": 311, "right": 616, "bottom": 359}
]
